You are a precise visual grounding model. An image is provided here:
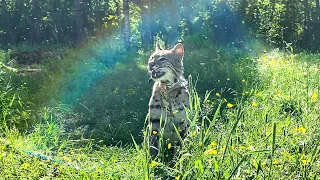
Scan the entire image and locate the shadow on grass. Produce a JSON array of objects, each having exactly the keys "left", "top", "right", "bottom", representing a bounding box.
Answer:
[{"left": 9, "top": 37, "right": 264, "bottom": 145}]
